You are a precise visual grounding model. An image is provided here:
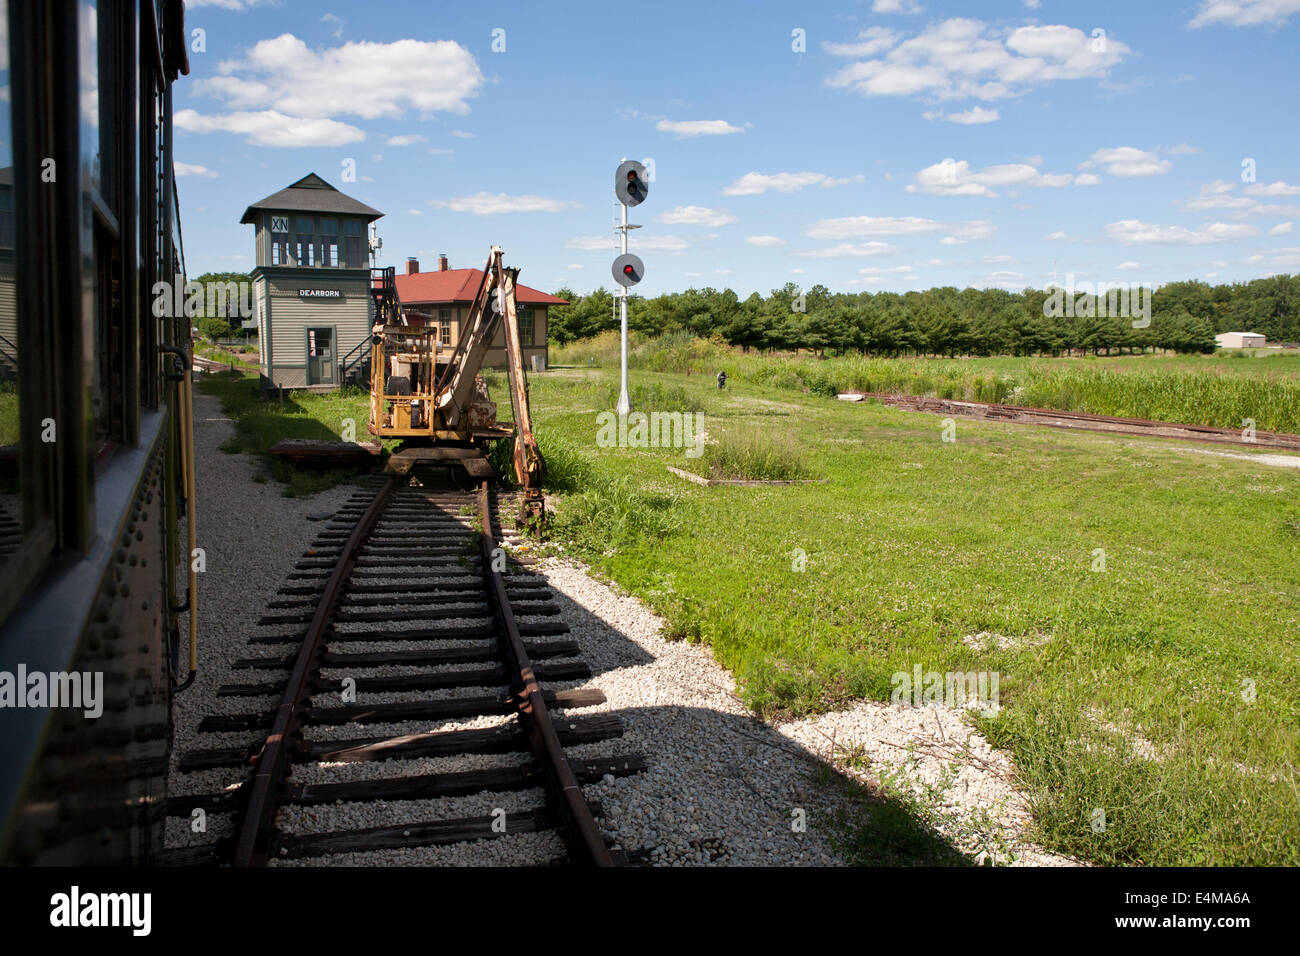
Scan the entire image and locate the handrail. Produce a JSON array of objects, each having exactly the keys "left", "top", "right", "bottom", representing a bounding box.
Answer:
[
  {"left": 338, "top": 333, "right": 374, "bottom": 379},
  {"left": 158, "top": 345, "right": 197, "bottom": 690}
]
